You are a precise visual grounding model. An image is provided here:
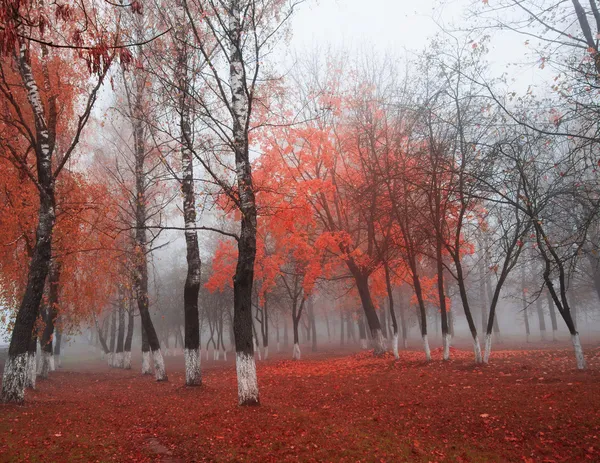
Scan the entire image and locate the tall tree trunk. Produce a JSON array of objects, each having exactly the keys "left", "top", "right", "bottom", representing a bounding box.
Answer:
[
  {"left": 177, "top": 20, "right": 202, "bottom": 386},
  {"left": 39, "top": 260, "right": 60, "bottom": 378},
  {"left": 25, "top": 333, "right": 37, "bottom": 390},
  {"left": 262, "top": 296, "right": 270, "bottom": 359},
  {"left": 350, "top": 266, "right": 385, "bottom": 354},
  {"left": 124, "top": 309, "right": 134, "bottom": 369},
  {"left": 141, "top": 324, "right": 152, "bottom": 375},
  {"left": 132, "top": 79, "right": 166, "bottom": 380},
  {"left": 108, "top": 308, "right": 117, "bottom": 367},
  {"left": 229, "top": 0, "right": 258, "bottom": 405},
  {"left": 1, "top": 41, "right": 56, "bottom": 404},
  {"left": 283, "top": 317, "right": 289, "bottom": 348},
  {"left": 292, "top": 299, "right": 303, "bottom": 360},
  {"left": 53, "top": 323, "right": 62, "bottom": 369},
  {"left": 436, "top": 245, "right": 450, "bottom": 361},
  {"left": 340, "top": 312, "right": 345, "bottom": 346},
  {"left": 356, "top": 312, "right": 367, "bottom": 349},
  {"left": 308, "top": 297, "right": 317, "bottom": 353},
  {"left": 546, "top": 289, "right": 558, "bottom": 341},
  {"left": 384, "top": 264, "right": 399, "bottom": 359},
  {"left": 536, "top": 296, "right": 547, "bottom": 341},
  {"left": 115, "top": 301, "right": 125, "bottom": 368}
]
